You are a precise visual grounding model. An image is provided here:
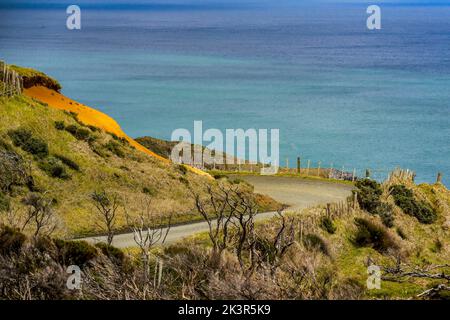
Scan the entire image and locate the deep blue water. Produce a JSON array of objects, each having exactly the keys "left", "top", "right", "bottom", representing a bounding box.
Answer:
[{"left": 0, "top": 3, "right": 449, "bottom": 184}]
